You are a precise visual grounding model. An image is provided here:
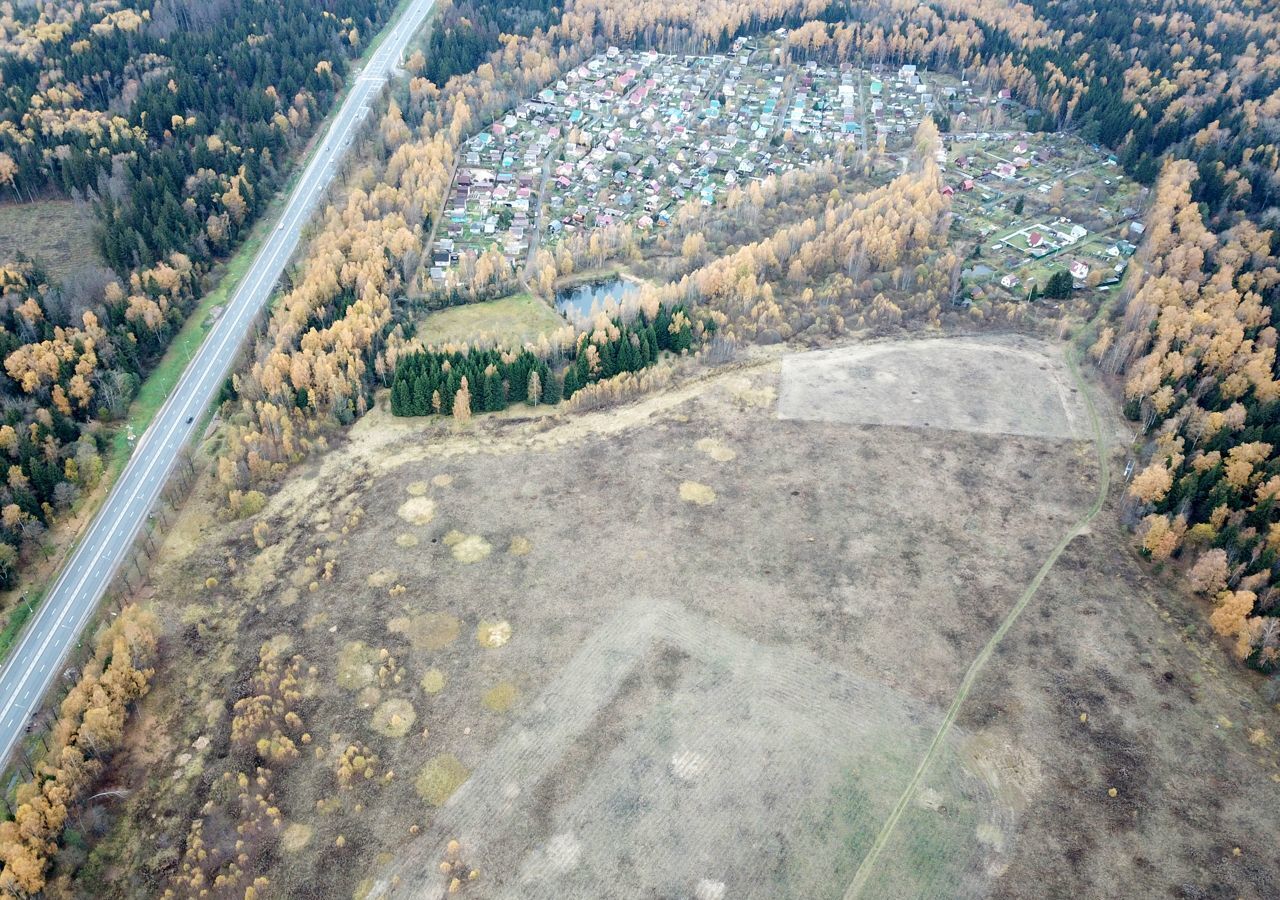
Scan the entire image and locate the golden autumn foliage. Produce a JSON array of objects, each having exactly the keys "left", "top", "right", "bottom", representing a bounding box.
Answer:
[
  {"left": 230, "top": 645, "right": 306, "bottom": 765},
  {"left": 1210, "top": 589, "right": 1257, "bottom": 653},
  {"left": 0, "top": 606, "right": 156, "bottom": 896},
  {"left": 1096, "top": 151, "right": 1280, "bottom": 666},
  {"left": 1138, "top": 514, "right": 1185, "bottom": 561},
  {"left": 563, "top": 365, "right": 674, "bottom": 413},
  {"left": 1188, "top": 549, "right": 1230, "bottom": 596},
  {"left": 164, "top": 643, "right": 308, "bottom": 897},
  {"left": 1129, "top": 461, "right": 1174, "bottom": 504}
]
